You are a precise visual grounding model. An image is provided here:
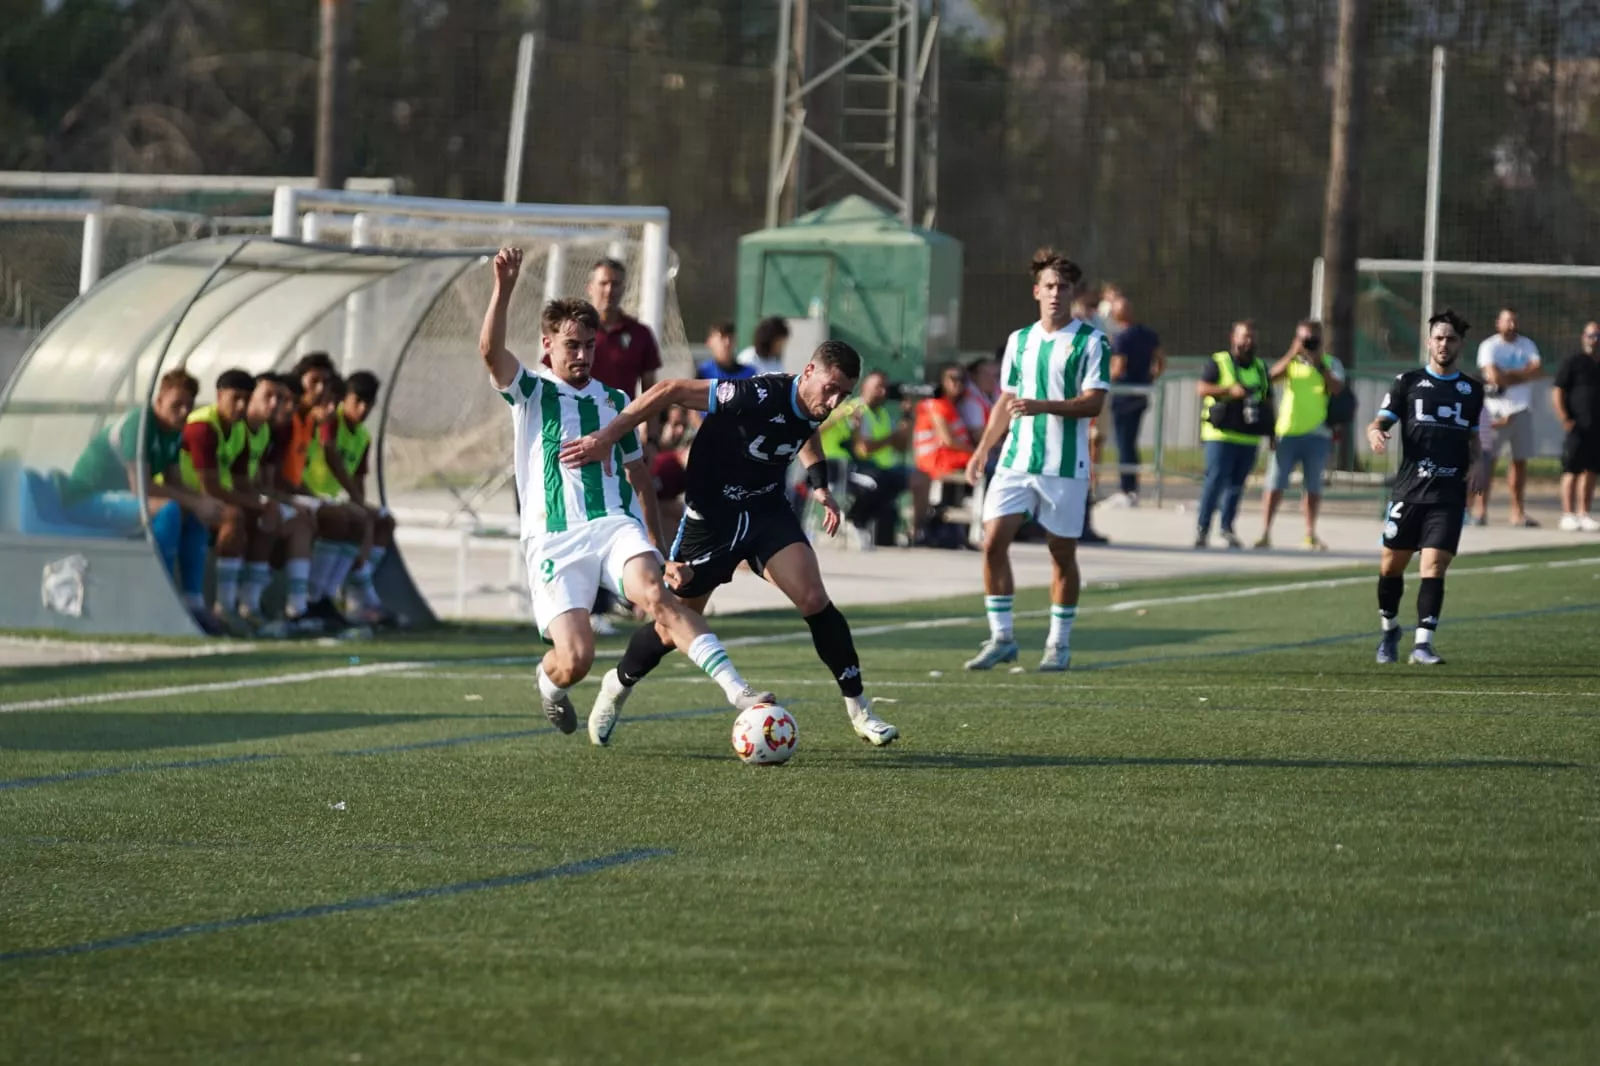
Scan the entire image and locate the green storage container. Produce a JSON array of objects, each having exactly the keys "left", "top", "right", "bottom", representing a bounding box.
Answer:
[{"left": 736, "top": 196, "right": 963, "bottom": 385}]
